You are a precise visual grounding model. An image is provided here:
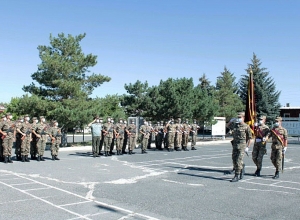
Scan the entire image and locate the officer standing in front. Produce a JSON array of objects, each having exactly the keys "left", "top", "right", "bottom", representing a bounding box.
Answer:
[
  {"left": 88, "top": 116, "right": 102, "bottom": 157},
  {"left": 252, "top": 115, "right": 270, "bottom": 176},
  {"left": 267, "top": 117, "right": 288, "bottom": 179},
  {"left": 228, "top": 113, "right": 252, "bottom": 182}
]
